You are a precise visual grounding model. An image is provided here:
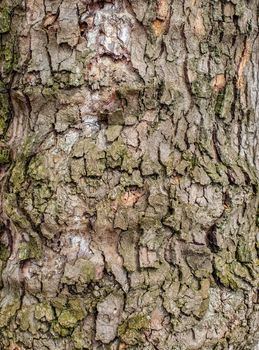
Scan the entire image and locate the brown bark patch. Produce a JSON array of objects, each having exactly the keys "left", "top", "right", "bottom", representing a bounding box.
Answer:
[
  {"left": 237, "top": 41, "right": 251, "bottom": 90},
  {"left": 152, "top": 19, "right": 166, "bottom": 37},
  {"left": 212, "top": 74, "right": 226, "bottom": 92},
  {"left": 150, "top": 307, "right": 165, "bottom": 330},
  {"left": 224, "top": 3, "right": 235, "bottom": 17},
  {"left": 9, "top": 344, "right": 21, "bottom": 350},
  {"left": 193, "top": 10, "right": 206, "bottom": 37},
  {"left": 43, "top": 14, "right": 58, "bottom": 28},
  {"left": 121, "top": 190, "right": 144, "bottom": 207},
  {"left": 157, "top": 0, "right": 169, "bottom": 20},
  {"left": 152, "top": 0, "right": 169, "bottom": 36}
]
